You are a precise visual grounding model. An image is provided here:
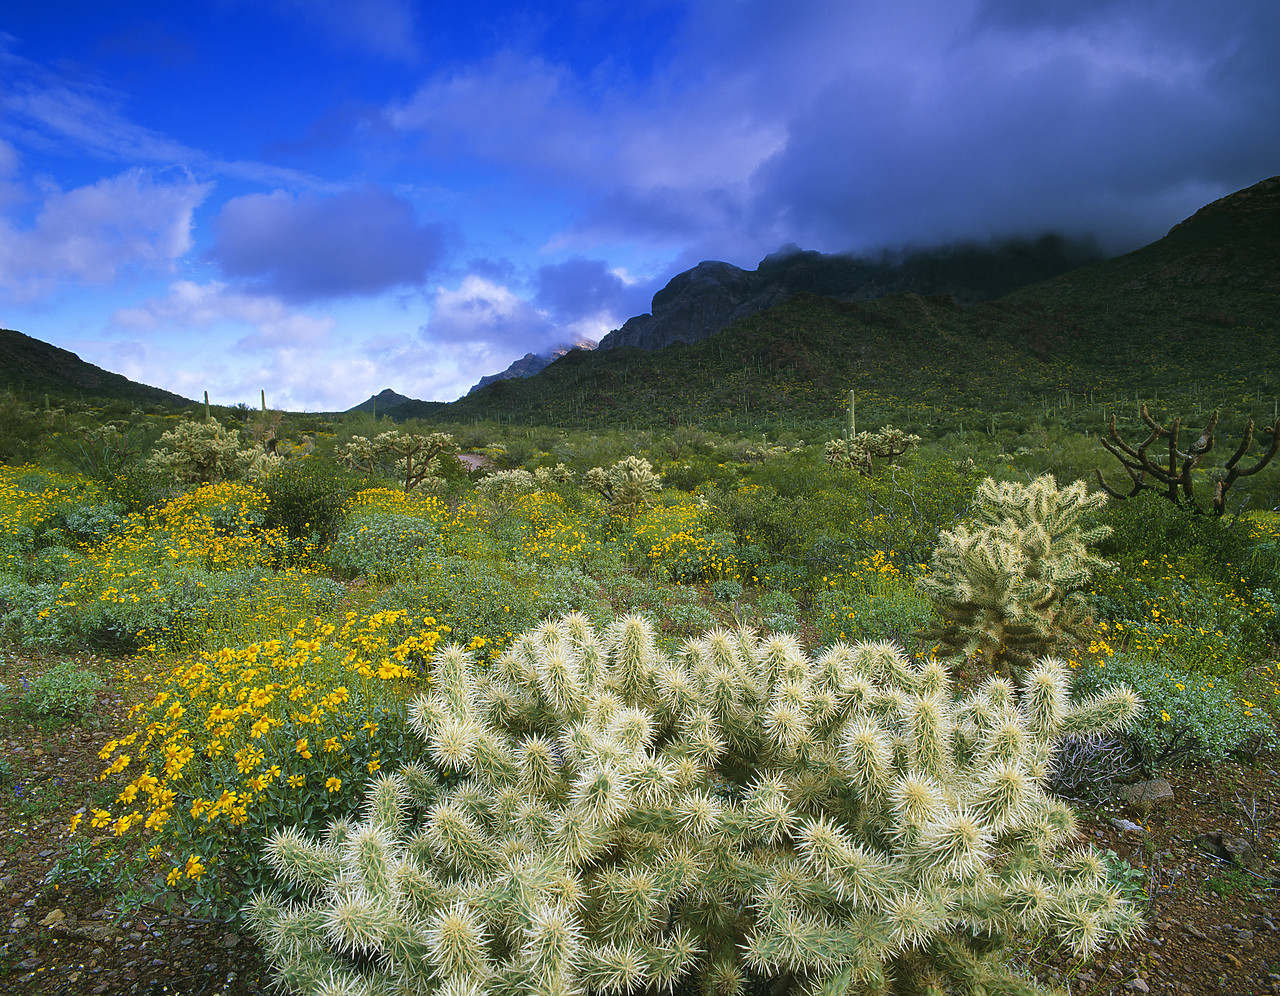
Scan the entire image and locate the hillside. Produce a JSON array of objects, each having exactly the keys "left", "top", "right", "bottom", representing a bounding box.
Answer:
[
  {"left": 0, "top": 329, "right": 193, "bottom": 408},
  {"left": 429, "top": 176, "right": 1279, "bottom": 432},
  {"left": 595, "top": 234, "right": 1103, "bottom": 352}
]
